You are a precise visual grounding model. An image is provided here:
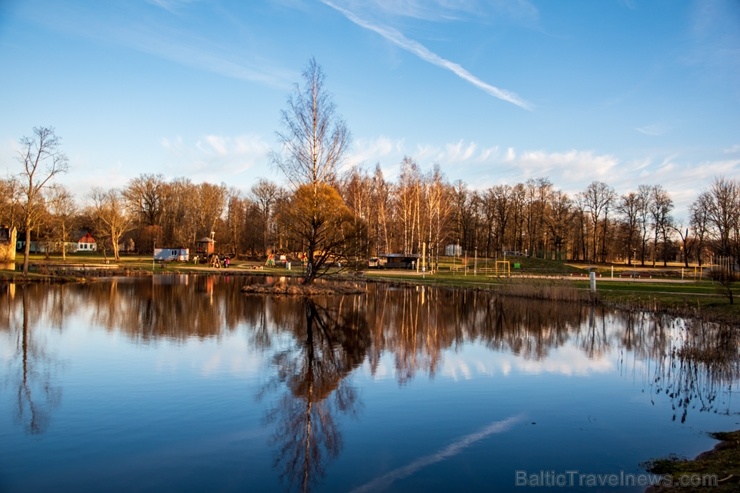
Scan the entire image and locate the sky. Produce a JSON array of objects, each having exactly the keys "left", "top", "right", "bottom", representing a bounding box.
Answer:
[{"left": 1, "top": 0, "right": 739, "bottom": 220}]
